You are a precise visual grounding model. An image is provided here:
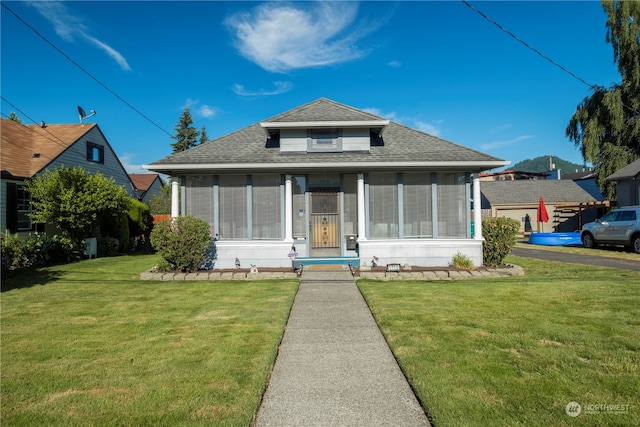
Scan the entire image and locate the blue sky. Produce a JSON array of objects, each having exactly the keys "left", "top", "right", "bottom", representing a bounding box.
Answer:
[{"left": 1, "top": 1, "right": 621, "bottom": 174}]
